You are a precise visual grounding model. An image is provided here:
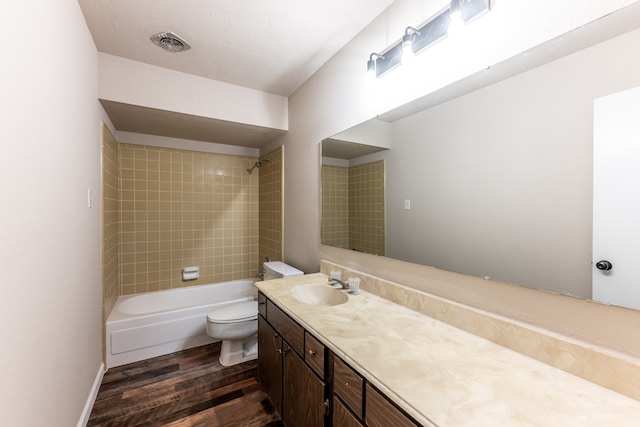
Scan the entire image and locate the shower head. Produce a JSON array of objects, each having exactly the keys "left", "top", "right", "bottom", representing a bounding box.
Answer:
[{"left": 246, "top": 157, "right": 270, "bottom": 175}]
